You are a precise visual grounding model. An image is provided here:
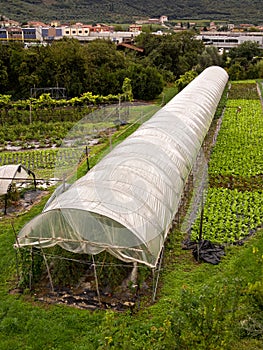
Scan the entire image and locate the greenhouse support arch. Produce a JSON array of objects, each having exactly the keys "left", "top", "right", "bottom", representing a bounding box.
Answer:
[{"left": 16, "top": 66, "right": 229, "bottom": 268}]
